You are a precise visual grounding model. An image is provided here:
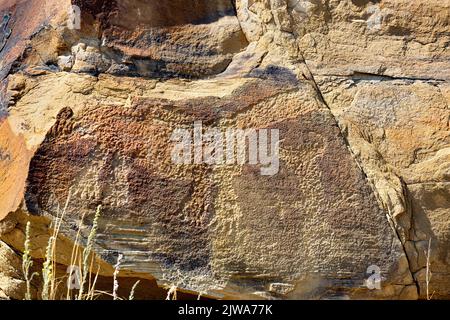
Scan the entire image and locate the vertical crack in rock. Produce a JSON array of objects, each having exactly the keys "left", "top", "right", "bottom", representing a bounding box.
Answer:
[
  {"left": 311, "top": 71, "right": 450, "bottom": 298},
  {"left": 0, "top": 0, "right": 448, "bottom": 300},
  {"left": 299, "top": 54, "right": 420, "bottom": 296}
]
